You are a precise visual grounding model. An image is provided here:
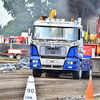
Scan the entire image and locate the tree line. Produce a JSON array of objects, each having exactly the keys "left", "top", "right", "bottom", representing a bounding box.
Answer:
[{"left": 0, "top": 0, "right": 58, "bottom": 37}]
